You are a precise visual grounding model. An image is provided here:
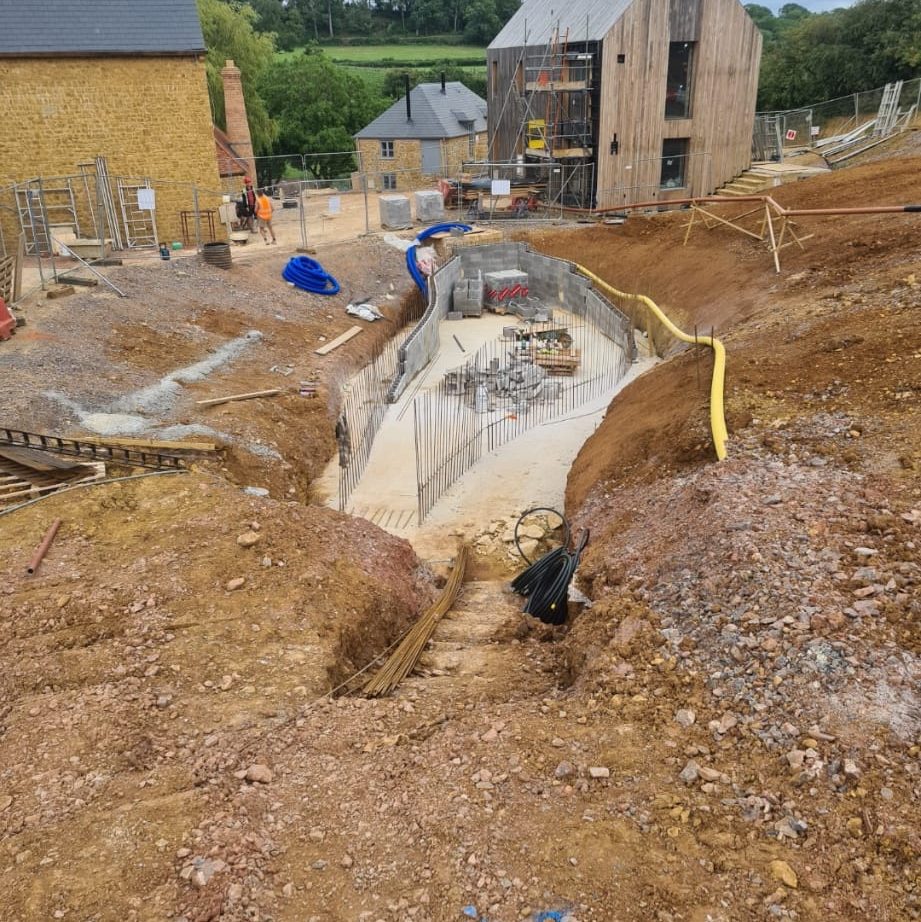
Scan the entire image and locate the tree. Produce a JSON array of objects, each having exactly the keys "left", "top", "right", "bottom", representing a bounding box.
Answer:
[
  {"left": 258, "top": 50, "right": 387, "bottom": 177},
  {"left": 752, "top": 0, "right": 921, "bottom": 110},
  {"left": 383, "top": 62, "right": 487, "bottom": 99},
  {"left": 197, "top": 0, "right": 277, "bottom": 154}
]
